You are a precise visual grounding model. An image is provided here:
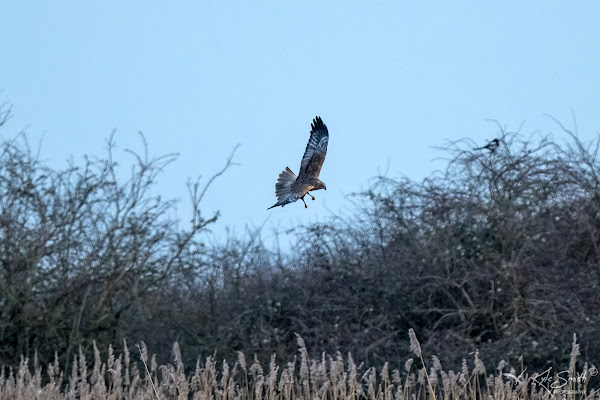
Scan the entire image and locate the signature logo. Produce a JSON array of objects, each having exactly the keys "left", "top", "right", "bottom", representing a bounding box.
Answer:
[{"left": 530, "top": 366, "right": 598, "bottom": 396}]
